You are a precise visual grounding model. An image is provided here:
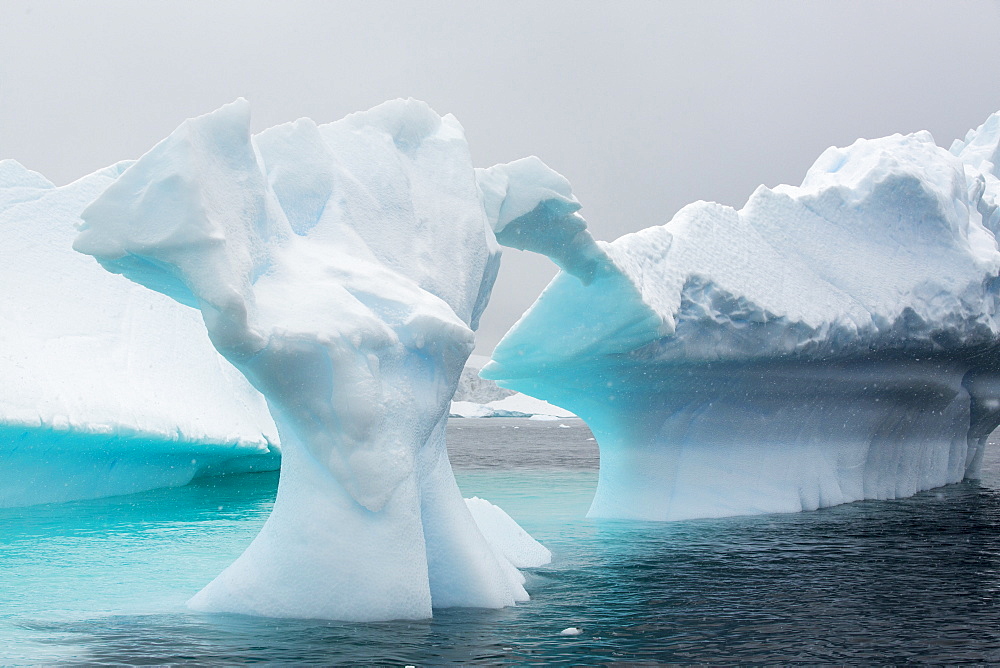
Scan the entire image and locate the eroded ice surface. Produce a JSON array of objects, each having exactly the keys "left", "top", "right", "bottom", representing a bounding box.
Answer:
[
  {"left": 483, "top": 114, "right": 1000, "bottom": 521},
  {"left": 0, "top": 159, "right": 278, "bottom": 508},
  {"left": 75, "top": 99, "right": 545, "bottom": 621}
]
